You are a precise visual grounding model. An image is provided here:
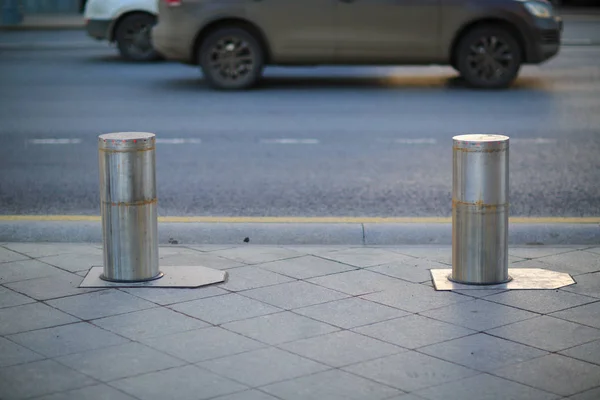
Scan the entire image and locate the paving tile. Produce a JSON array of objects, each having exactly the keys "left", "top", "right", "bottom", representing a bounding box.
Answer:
[
  {"left": 242, "top": 280, "right": 348, "bottom": 310},
  {"left": 140, "top": 326, "right": 266, "bottom": 363},
  {"left": 0, "top": 285, "right": 35, "bottom": 308},
  {"left": 56, "top": 342, "right": 186, "bottom": 382},
  {"left": 186, "top": 245, "right": 238, "bottom": 252},
  {"left": 211, "top": 246, "right": 302, "bottom": 265},
  {"left": 384, "top": 395, "right": 426, "bottom": 400},
  {"left": 262, "top": 369, "right": 402, "bottom": 400},
  {"left": 219, "top": 266, "right": 294, "bottom": 292},
  {"left": 308, "top": 269, "right": 407, "bottom": 296},
  {"left": 368, "top": 258, "right": 447, "bottom": 283},
  {"left": 321, "top": 247, "right": 411, "bottom": 268},
  {"left": 487, "top": 315, "right": 600, "bottom": 352},
  {"left": 5, "top": 271, "right": 100, "bottom": 301},
  {"left": 212, "top": 390, "right": 280, "bottom": 400},
  {"left": 563, "top": 272, "right": 600, "bottom": 298},
  {"left": 354, "top": 314, "right": 474, "bottom": 349},
  {"left": 0, "top": 246, "right": 30, "bottom": 263},
  {"left": 389, "top": 247, "right": 452, "bottom": 265},
  {"left": 199, "top": 347, "right": 330, "bottom": 387},
  {"left": 0, "top": 259, "right": 66, "bottom": 284},
  {"left": 279, "top": 330, "right": 404, "bottom": 367},
  {"left": 34, "top": 384, "right": 138, "bottom": 400},
  {"left": 283, "top": 245, "right": 354, "bottom": 255},
  {"left": 451, "top": 289, "right": 508, "bottom": 298},
  {"left": 47, "top": 290, "right": 157, "bottom": 320},
  {"left": 485, "top": 289, "right": 597, "bottom": 314},
  {"left": 492, "top": 354, "right": 600, "bottom": 397},
  {"left": 293, "top": 297, "right": 409, "bottom": 329},
  {"left": 3, "top": 243, "right": 102, "bottom": 259},
  {"left": 0, "top": 302, "right": 79, "bottom": 335},
  {"left": 171, "top": 293, "right": 280, "bottom": 325},
  {"left": 551, "top": 301, "right": 600, "bottom": 329},
  {"left": 158, "top": 247, "right": 245, "bottom": 269},
  {"left": 38, "top": 252, "right": 104, "bottom": 273},
  {"left": 421, "top": 299, "right": 538, "bottom": 331},
  {"left": 419, "top": 333, "right": 548, "bottom": 372},
  {"left": 8, "top": 322, "right": 129, "bottom": 358},
  {"left": 560, "top": 340, "right": 600, "bottom": 365},
  {"left": 121, "top": 286, "right": 227, "bottom": 305},
  {"left": 0, "top": 336, "right": 45, "bottom": 367},
  {"left": 258, "top": 255, "right": 356, "bottom": 279},
  {"left": 223, "top": 311, "right": 339, "bottom": 345},
  {"left": 0, "top": 359, "right": 97, "bottom": 400},
  {"left": 508, "top": 246, "right": 581, "bottom": 259},
  {"left": 567, "top": 387, "right": 600, "bottom": 400},
  {"left": 92, "top": 307, "right": 209, "bottom": 340},
  {"left": 585, "top": 247, "right": 600, "bottom": 255},
  {"left": 343, "top": 351, "right": 478, "bottom": 392},
  {"left": 536, "top": 250, "right": 600, "bottom": 275},
  {"left": 111, "top": 364, "right": 247, "bottom": 400},
  {"left": 414, "top": 373, "right": 559, "bottom": 400},
  {"left": 362, "top": 282, "right": 470, "bottom": 313}
]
